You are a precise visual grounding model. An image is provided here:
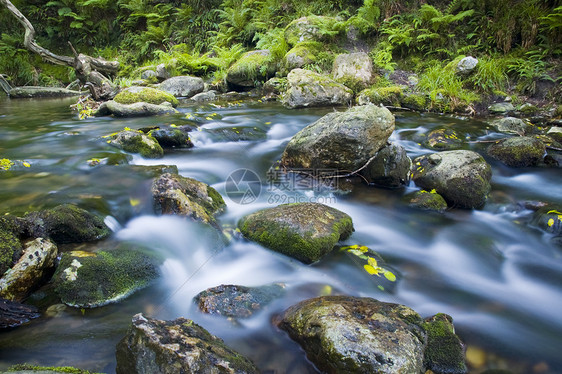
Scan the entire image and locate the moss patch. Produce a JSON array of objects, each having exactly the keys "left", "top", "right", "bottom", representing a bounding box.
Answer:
[
  {"left": 7, "top": 364, "right": 101, "bottom": 373},
  {"left": 423, "top": 313, "right": 467, "bottom": 374},
  {"left": 114, "top": 87, "right": 178, "bottom": 107},
  {"left": 0, "top": 216, "right": 23, "bottom": 275}
]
